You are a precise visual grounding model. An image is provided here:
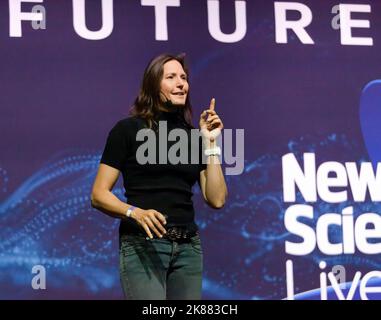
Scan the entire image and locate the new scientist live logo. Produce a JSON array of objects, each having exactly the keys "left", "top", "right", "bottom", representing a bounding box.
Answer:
[{"left": 282, "top": 153, "right": 381, "bottom": 300}]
